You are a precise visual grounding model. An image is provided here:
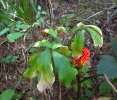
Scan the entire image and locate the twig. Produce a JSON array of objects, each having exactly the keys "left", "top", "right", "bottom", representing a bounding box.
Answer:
[
  {"left": 82, "top": 5, "right": 117, "bottom": 22},
  {"left": 0, "top": 39, "right": 8, "bottom": 46},
  {"left": 103, "top": 73, "right": 117, "bottom": 94}
]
